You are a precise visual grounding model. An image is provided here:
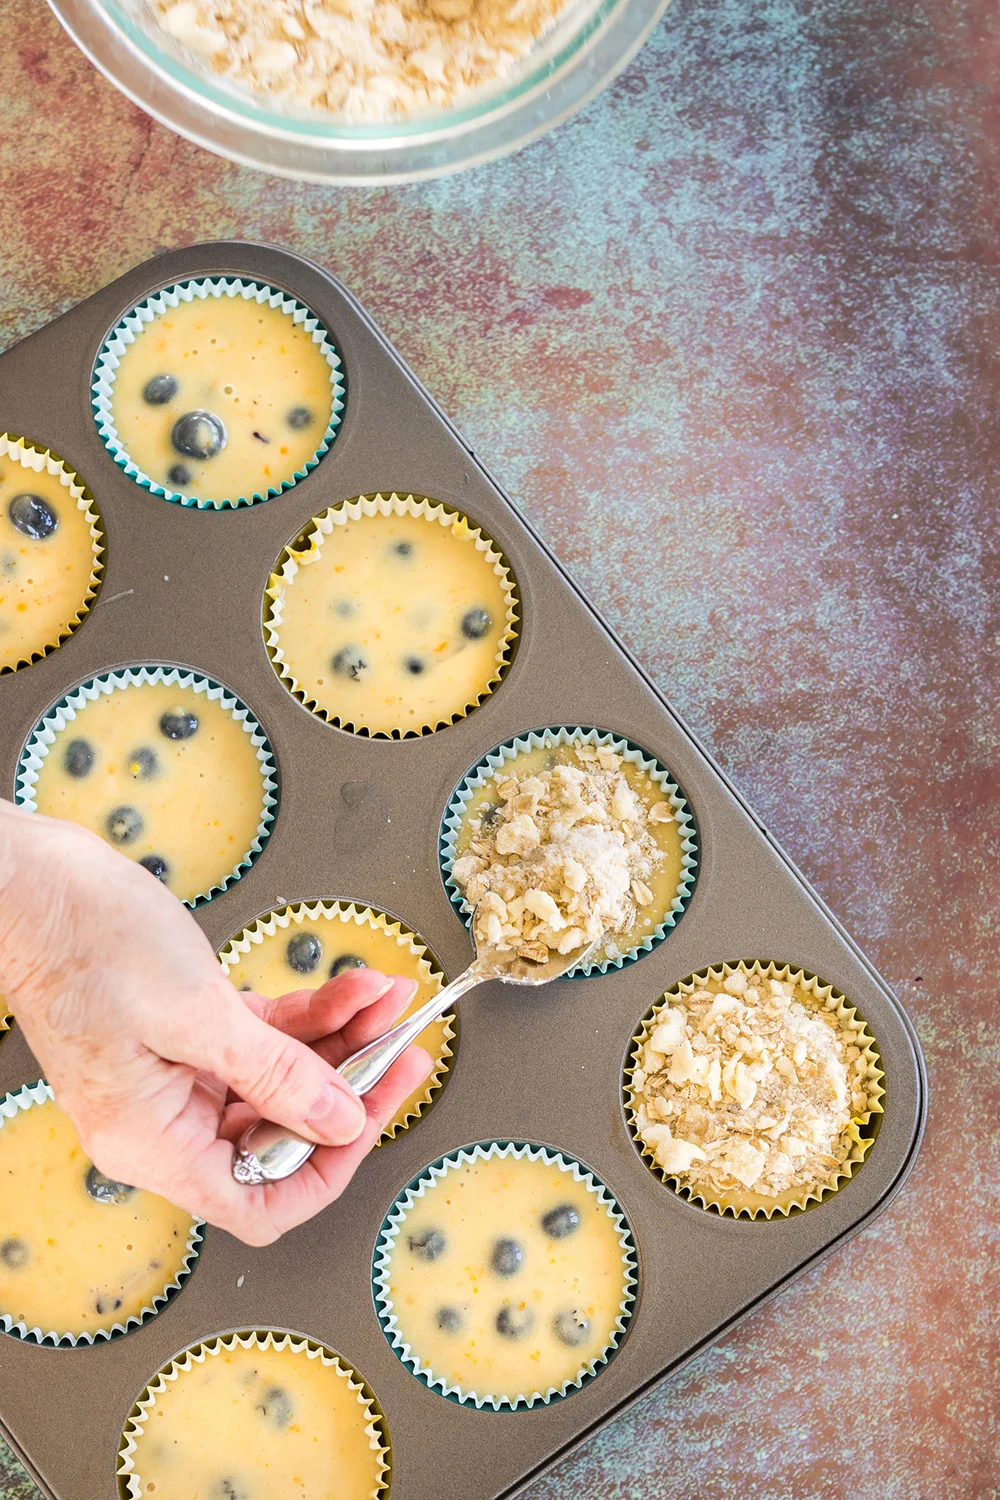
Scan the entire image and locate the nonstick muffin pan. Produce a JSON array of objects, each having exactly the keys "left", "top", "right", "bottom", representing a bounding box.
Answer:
[{"left": 0, "top": 242, "right": 927, "bottom": 1500}]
